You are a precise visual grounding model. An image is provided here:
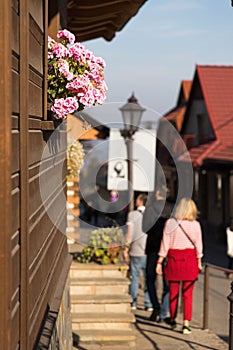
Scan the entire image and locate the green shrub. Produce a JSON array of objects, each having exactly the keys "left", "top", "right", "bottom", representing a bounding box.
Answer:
[{"left": 75, "top": 227, "right": 125, "bottom": 265}]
